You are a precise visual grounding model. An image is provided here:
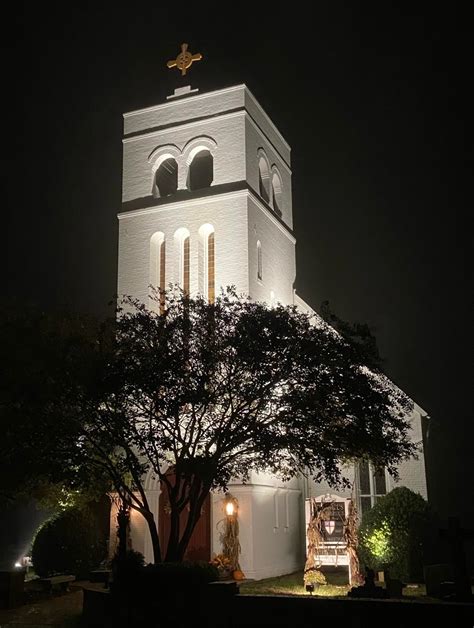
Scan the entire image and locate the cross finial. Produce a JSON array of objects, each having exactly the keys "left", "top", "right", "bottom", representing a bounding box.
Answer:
[{"left": 167, "top": 43, "right": 203, "bottom": 76}]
